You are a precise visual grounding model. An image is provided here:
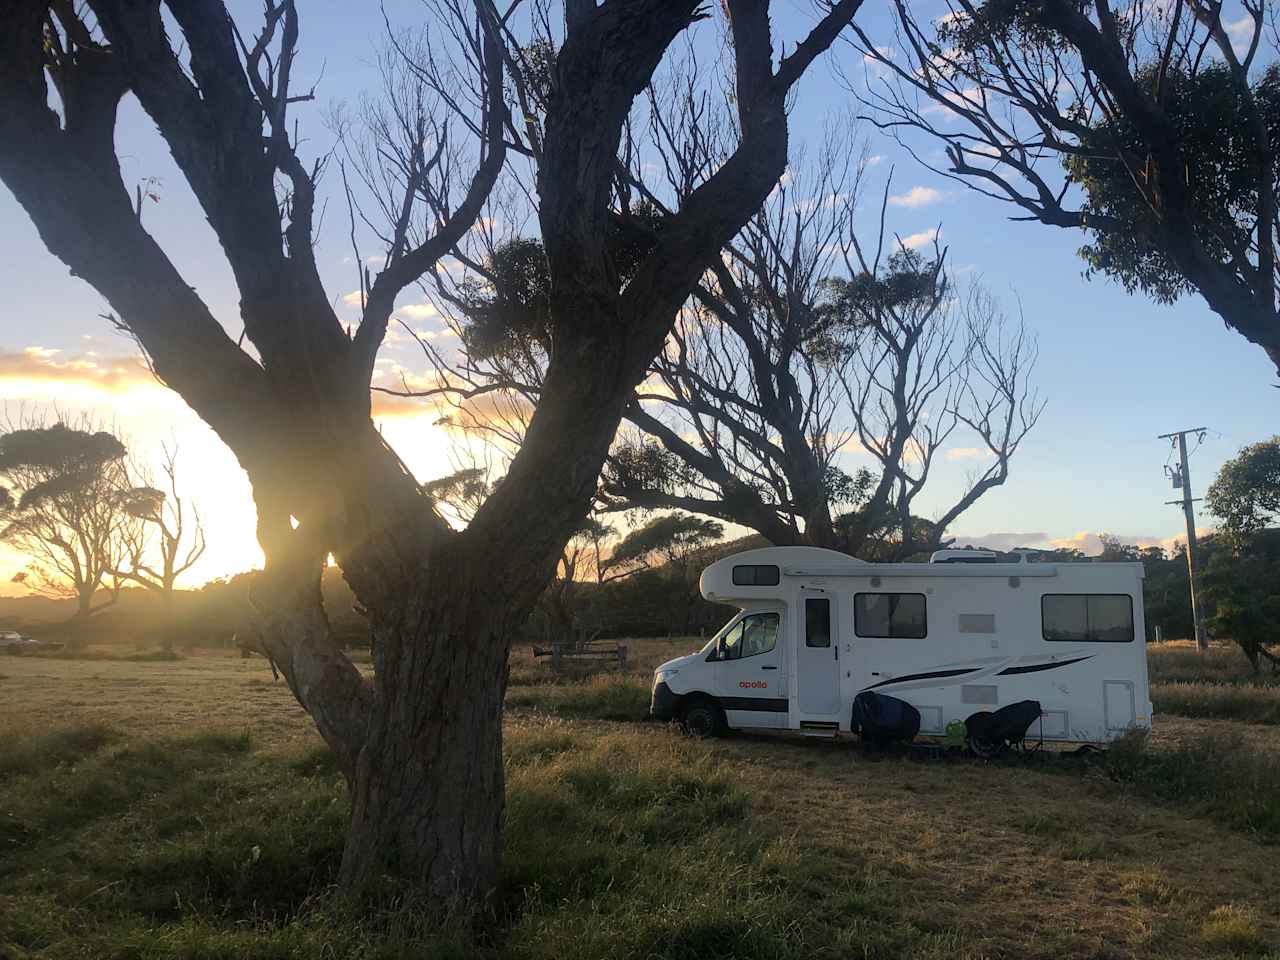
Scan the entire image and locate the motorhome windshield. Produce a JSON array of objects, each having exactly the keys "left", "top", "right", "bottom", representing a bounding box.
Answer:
[{"left": 700, "top": 614, "right": 743, "bottom": 657}]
